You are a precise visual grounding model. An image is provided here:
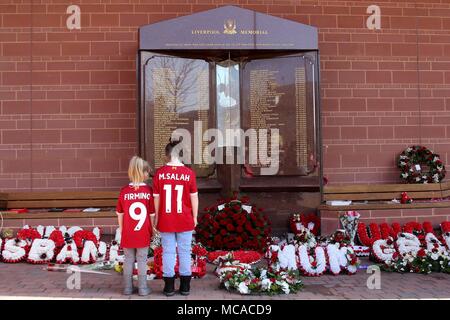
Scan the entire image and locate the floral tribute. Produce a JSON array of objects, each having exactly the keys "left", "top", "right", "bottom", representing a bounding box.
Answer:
[
  {"left": 398, "top": 145, "right": 445, "bottom": 183},
  {"left": 289, "top": 213, "right": 320, "bottom": 236},
  {"left": 266, "top": 227, "right": 359, "bottom": 277},
  {"left": 0, "top": 225, "right": 121, "bottom": 265},
  {"left": 339, "top": 211, "right": 360, "bottom": 245},
  {"left": 207, "top": 250, "right": 263, "bottom": 265},
  {"left": 195, "top": 195, "right": 271, "bottom": 252},
  {"left": 218, "top": 265, "right": 303, "bottom": 295},
  {"left": 359, "top": 221, "right": 450, "bottom": 274},
  {"left": 357, "top": 221, "right": 434, "bottom": 246},
  {"left": 213, "top": 247, "right": 303, "bottom": 295},
  {"left": 150, "top": 242, "right": 208, "bottom": 279}
]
